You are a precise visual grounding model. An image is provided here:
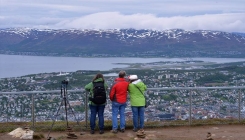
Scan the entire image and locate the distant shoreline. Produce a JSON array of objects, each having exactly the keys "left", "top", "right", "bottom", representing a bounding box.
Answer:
[
  {"left": 1, "top": 54, "right": 245, "bottom": 79},
  {"left": 1, "top": 52, "right": 245, "bottom": 59}
]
